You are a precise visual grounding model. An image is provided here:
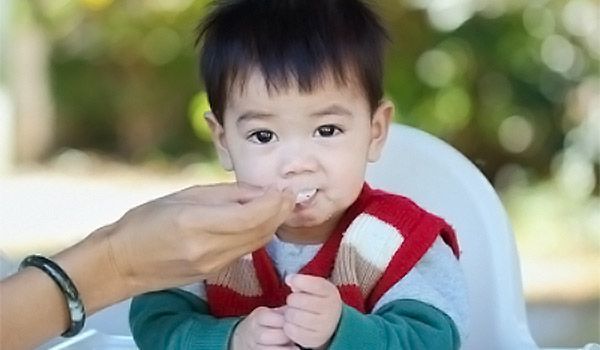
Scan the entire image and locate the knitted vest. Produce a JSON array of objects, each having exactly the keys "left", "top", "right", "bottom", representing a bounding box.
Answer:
[{"left": 206, "top": 183, "right": 460, "bottom": 317}]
